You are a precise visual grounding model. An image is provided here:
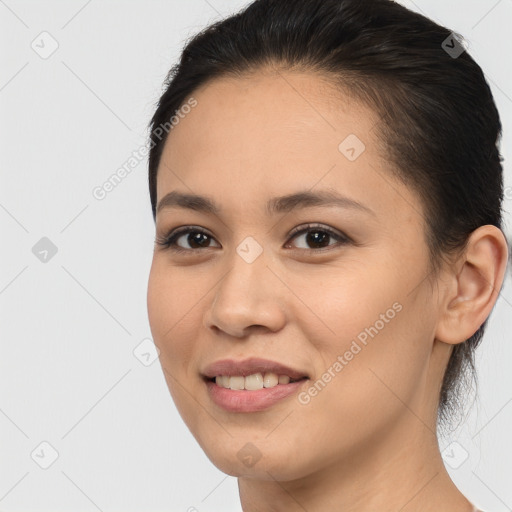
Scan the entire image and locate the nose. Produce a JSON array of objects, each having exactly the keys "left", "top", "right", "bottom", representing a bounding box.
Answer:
[{"left": 203, "top": 246, "right": 287, "bottom": 338}]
